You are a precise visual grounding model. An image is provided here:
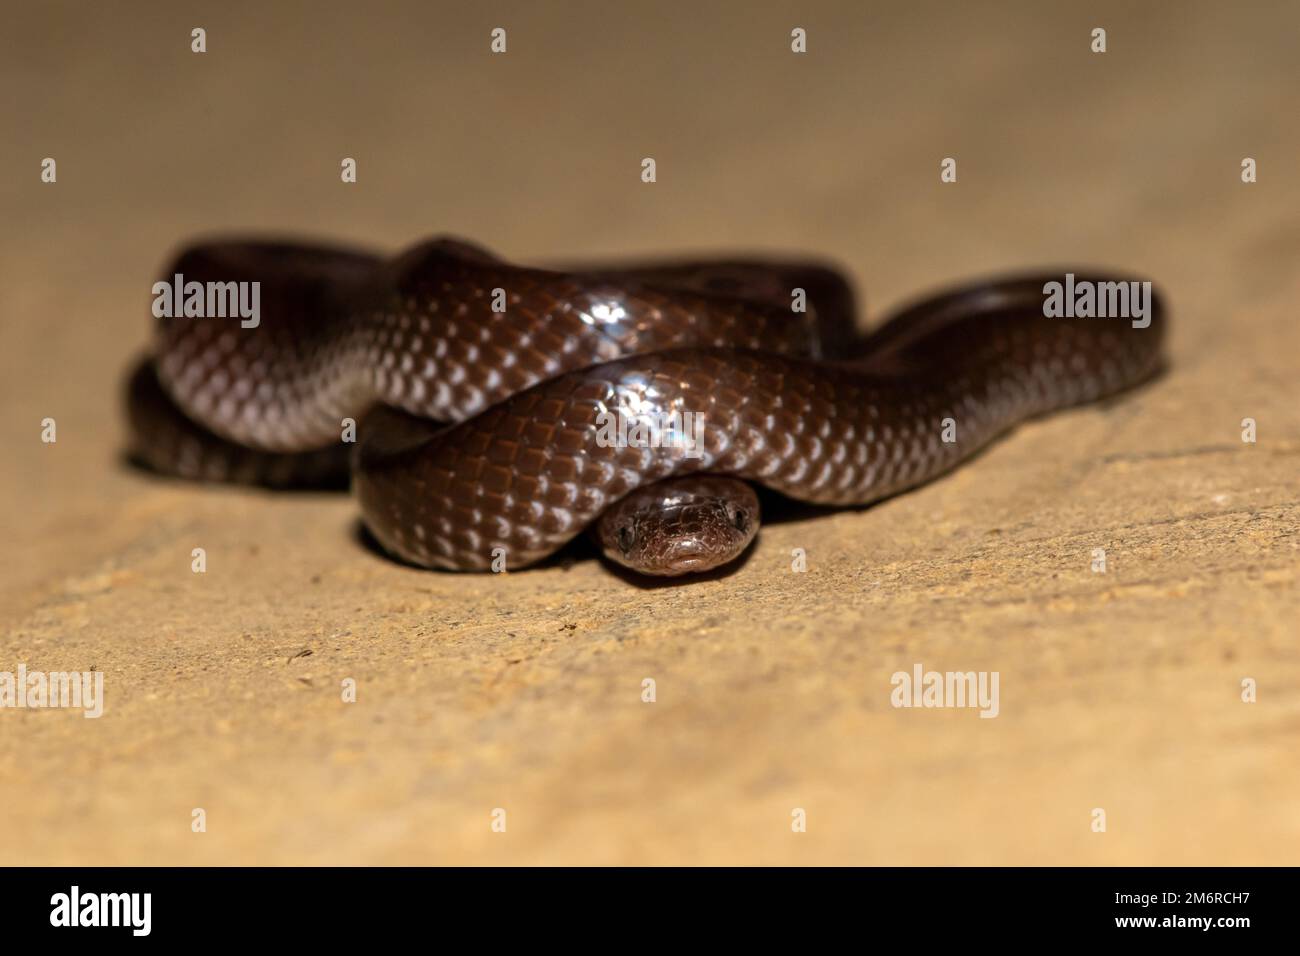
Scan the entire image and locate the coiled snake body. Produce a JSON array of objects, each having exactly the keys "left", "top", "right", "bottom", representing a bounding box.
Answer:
[{"left": 126, "top": 238, "right": 1165, "bottom": 576}]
